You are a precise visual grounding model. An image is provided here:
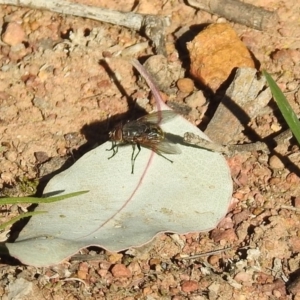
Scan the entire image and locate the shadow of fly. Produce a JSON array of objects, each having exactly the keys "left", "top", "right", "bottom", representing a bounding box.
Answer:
[{"left": 107, "top": 110, "right": 181, "bottom": 174}]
